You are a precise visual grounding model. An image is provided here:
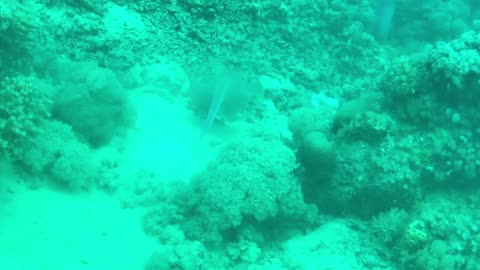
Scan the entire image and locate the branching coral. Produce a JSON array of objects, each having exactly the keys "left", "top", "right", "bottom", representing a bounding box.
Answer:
[
  {"left": 182, "top": 136, "right": 315, "bottom": 243},
  {"left": 428, "top": 31, "right": 480, "bottom": 93},
  {"left": 18, "top": 120, "right": 97, "bottom": 190},
  {"left": 0, "top": 76, "right": 51, "bottom": 158}
]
